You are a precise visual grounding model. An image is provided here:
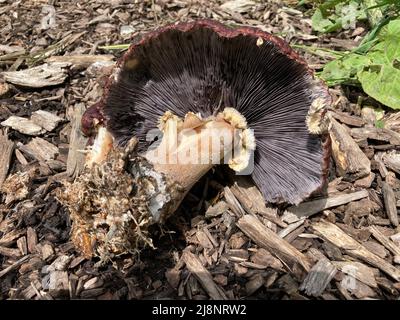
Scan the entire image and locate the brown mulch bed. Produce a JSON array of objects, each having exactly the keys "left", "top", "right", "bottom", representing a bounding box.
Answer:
[{"left": 1, "top": 0, "right": 399, "bottom": 300}]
